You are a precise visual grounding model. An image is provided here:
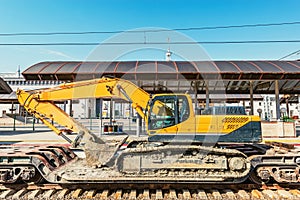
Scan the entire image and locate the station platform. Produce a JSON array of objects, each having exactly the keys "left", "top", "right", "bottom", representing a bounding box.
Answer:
[{"left": 263, "top": 137, "right": 300, "bottom": 147}]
